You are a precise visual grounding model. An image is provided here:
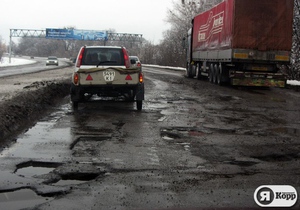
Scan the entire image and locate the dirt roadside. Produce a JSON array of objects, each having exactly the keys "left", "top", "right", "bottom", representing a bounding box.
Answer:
[{"left": 0, "top": 67, "right": 73, "bottom": 146}]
